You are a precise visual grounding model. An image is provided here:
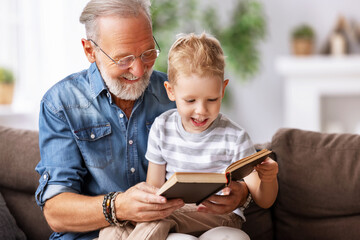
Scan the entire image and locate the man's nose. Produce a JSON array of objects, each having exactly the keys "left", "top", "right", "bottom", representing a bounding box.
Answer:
[{"left": 129, "top": 57, "right": 145, "bottom": 77}]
